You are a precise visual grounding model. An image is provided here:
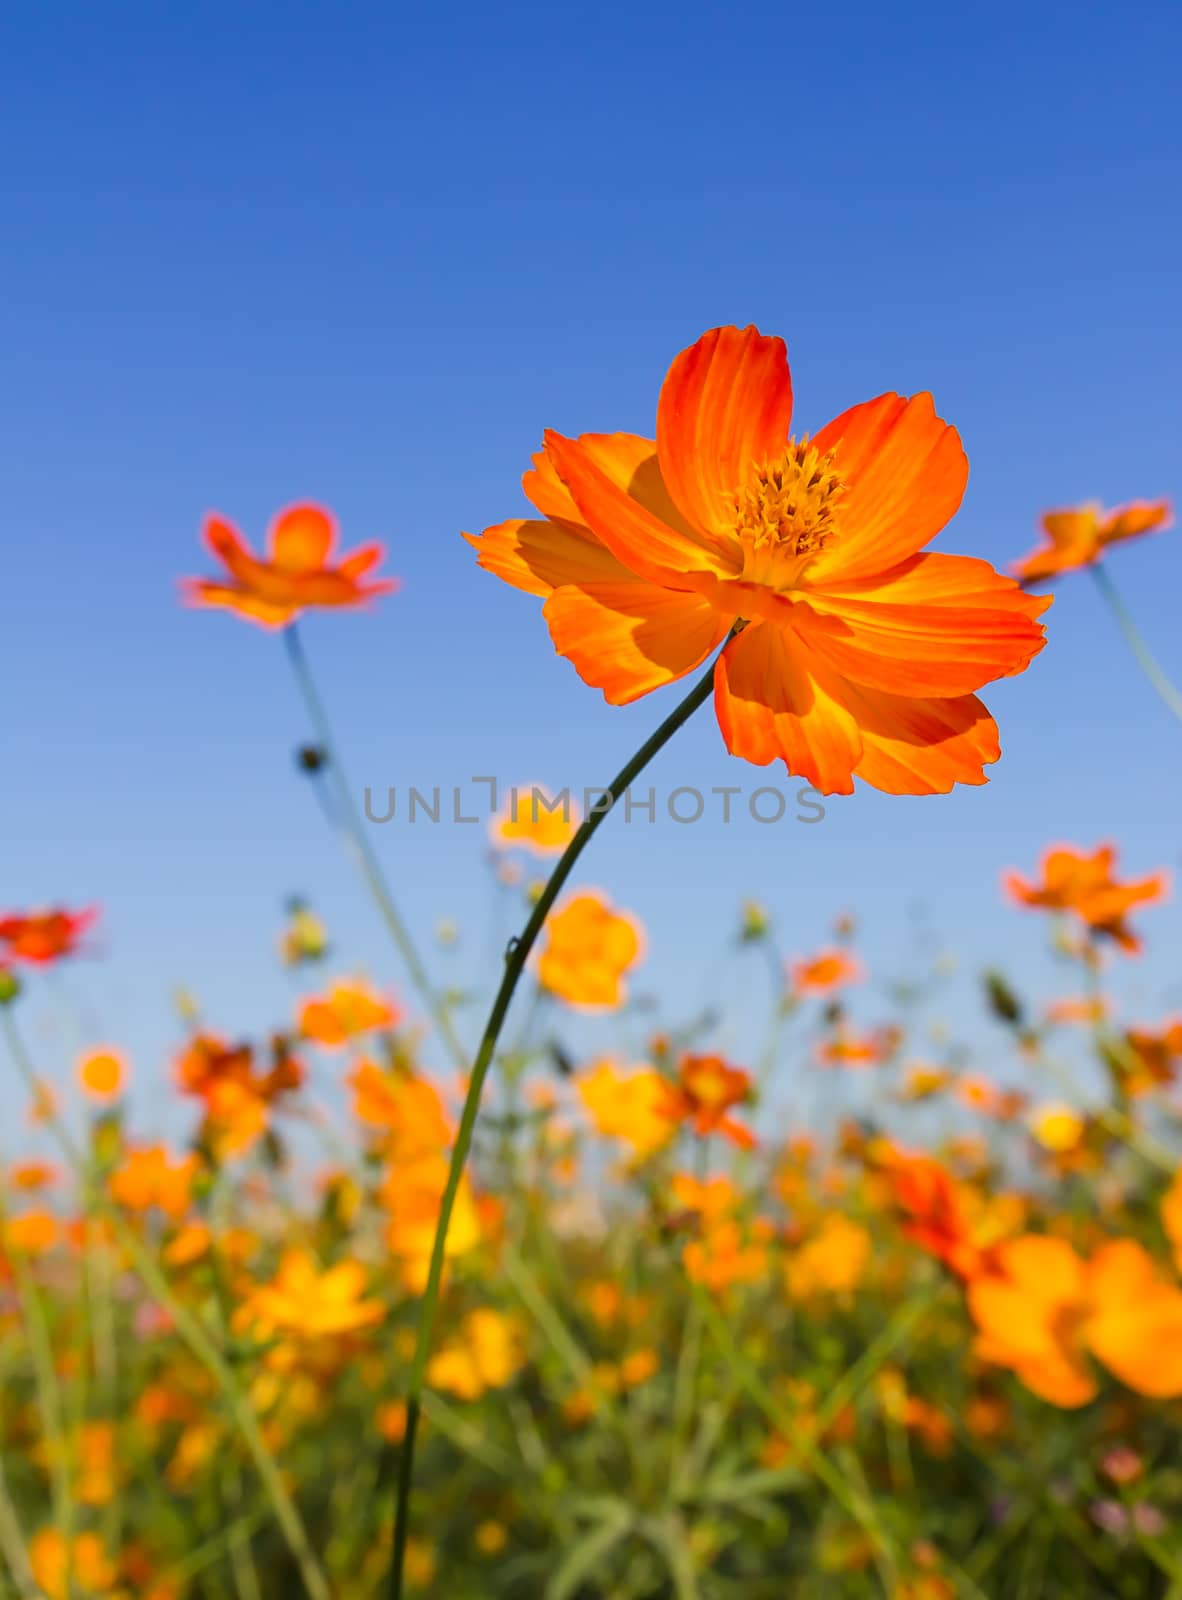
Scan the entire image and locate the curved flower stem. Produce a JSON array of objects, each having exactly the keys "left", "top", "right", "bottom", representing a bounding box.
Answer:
[
  {"left": 1090, "top": 563, "right": 1182, "bottom": 726},
  {"left": 386, "top": 639, "right": 732, "bottom": 1600},
  {"left": 0, "top": 1010, "right": 332, "bottom": 1600},
  {"left": 283, "top": 623, "right": 469, "bottom": 1071}
]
